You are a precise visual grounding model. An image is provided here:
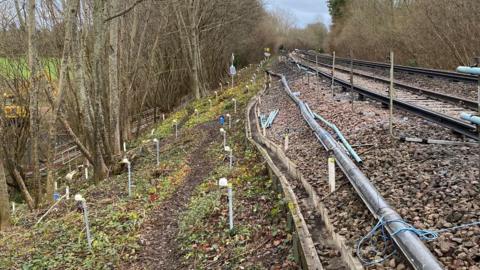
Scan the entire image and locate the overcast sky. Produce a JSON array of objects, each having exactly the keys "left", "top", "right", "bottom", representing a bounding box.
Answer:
[{"left": 264, "top": 0, "right": 331, "bottom": 28}]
